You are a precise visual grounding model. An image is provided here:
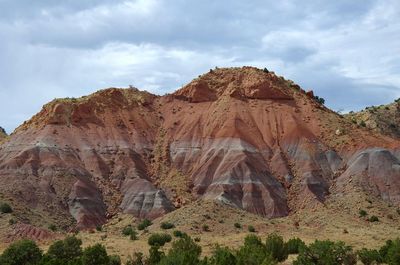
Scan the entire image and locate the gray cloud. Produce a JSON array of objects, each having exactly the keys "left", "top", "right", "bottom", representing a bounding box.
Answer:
[{"left": 0, "top": 0, "right": 399, "bottom": 133}]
